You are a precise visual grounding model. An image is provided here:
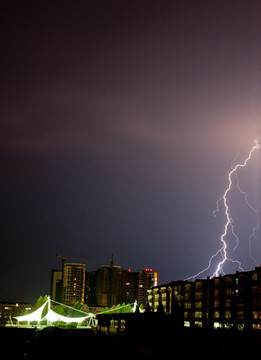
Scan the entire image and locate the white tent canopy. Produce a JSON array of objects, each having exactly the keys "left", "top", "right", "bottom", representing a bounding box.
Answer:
[
  {"left": 14, "top": 297, "right": 91, "bottom": 325},
  {"left": 14, "top": 299, "right": 48, "bottom": 323},
  {"left": 43, "top": 308, "right": 90, "bottom": 324}
]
